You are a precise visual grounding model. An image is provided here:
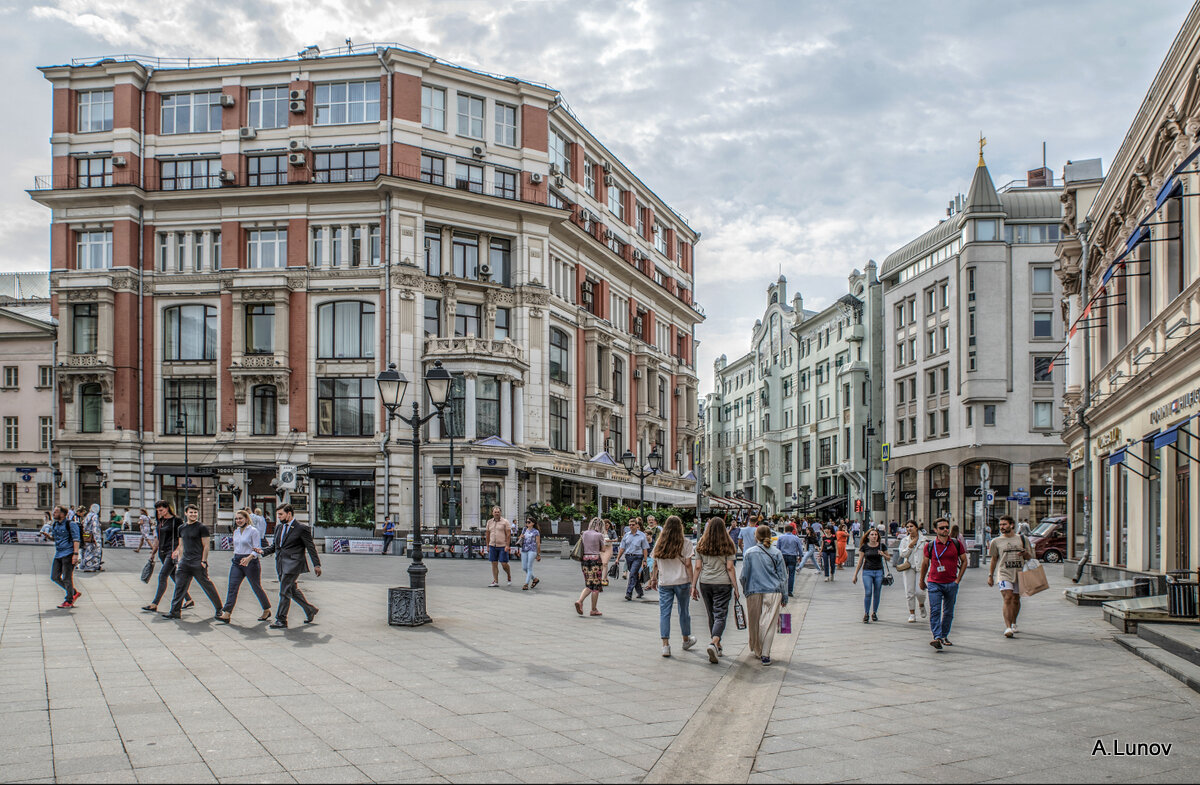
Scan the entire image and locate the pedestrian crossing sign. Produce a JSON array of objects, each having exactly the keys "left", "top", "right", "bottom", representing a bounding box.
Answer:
[{"left": 881, "top": 443, "right": 890, "bottom": 462}]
